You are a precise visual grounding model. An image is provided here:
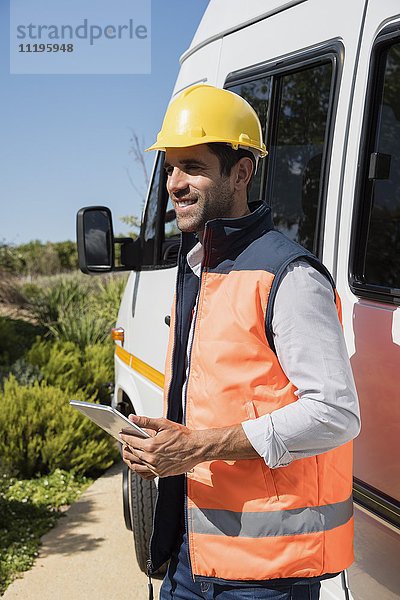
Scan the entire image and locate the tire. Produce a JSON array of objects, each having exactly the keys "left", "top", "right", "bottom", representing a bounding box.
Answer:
[
  {"left": 129, "top": 467, "right": 167, "bottom": 578},
  {"left": 122, "top": 463, "right": 133, "bottom": 531}
]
